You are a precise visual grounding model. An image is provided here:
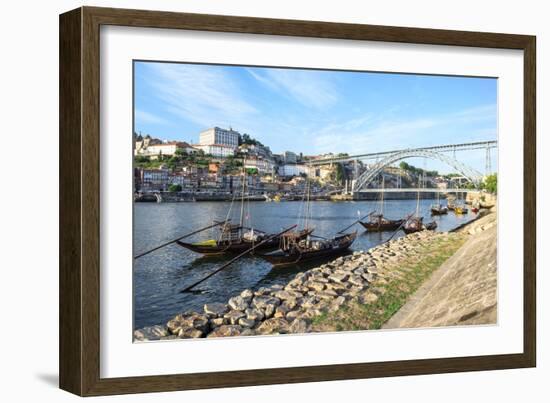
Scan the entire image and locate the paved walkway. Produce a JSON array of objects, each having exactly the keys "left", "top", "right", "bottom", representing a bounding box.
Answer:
[{"left": 383, "top": 211, "right": 497, "bottom": 329}]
